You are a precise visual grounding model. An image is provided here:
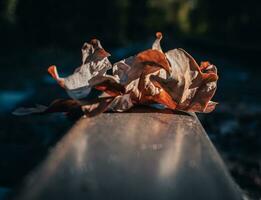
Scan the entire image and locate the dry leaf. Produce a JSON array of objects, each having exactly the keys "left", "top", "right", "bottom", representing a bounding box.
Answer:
[{"left": 13, "top": 32, "right": 218, "bottom": 118}]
